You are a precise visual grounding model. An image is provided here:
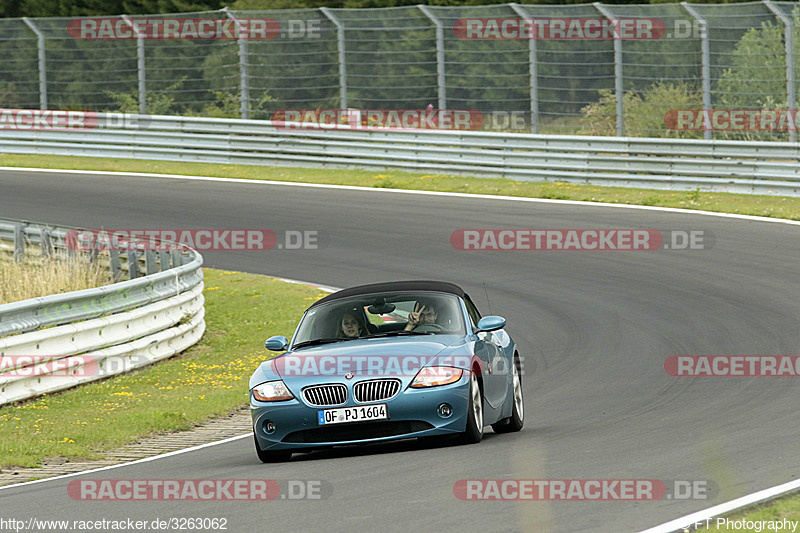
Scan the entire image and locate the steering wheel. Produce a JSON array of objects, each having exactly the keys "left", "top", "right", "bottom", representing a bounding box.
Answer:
[{"left": 415, "top": 323, "right": 445, "bottom": 332}]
